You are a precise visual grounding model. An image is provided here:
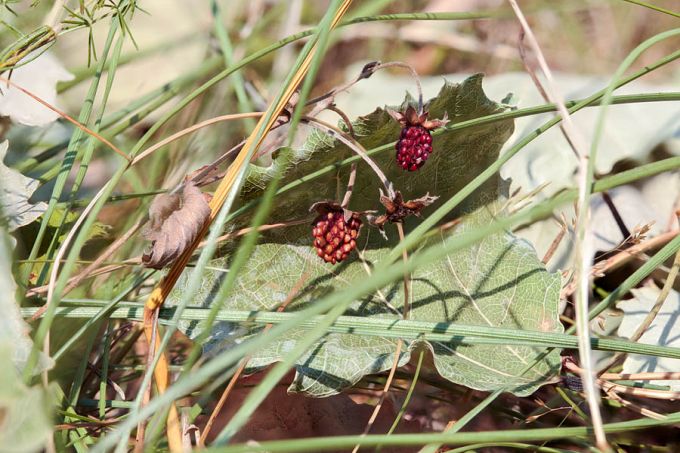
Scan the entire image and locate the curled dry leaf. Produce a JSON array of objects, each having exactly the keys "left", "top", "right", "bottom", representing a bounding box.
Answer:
[
  {"left": 369, "top": 189, "right": 438, "bottom": 231},
  {"left": 142, "top": 181, "right": 211, "bottom": 269}
]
